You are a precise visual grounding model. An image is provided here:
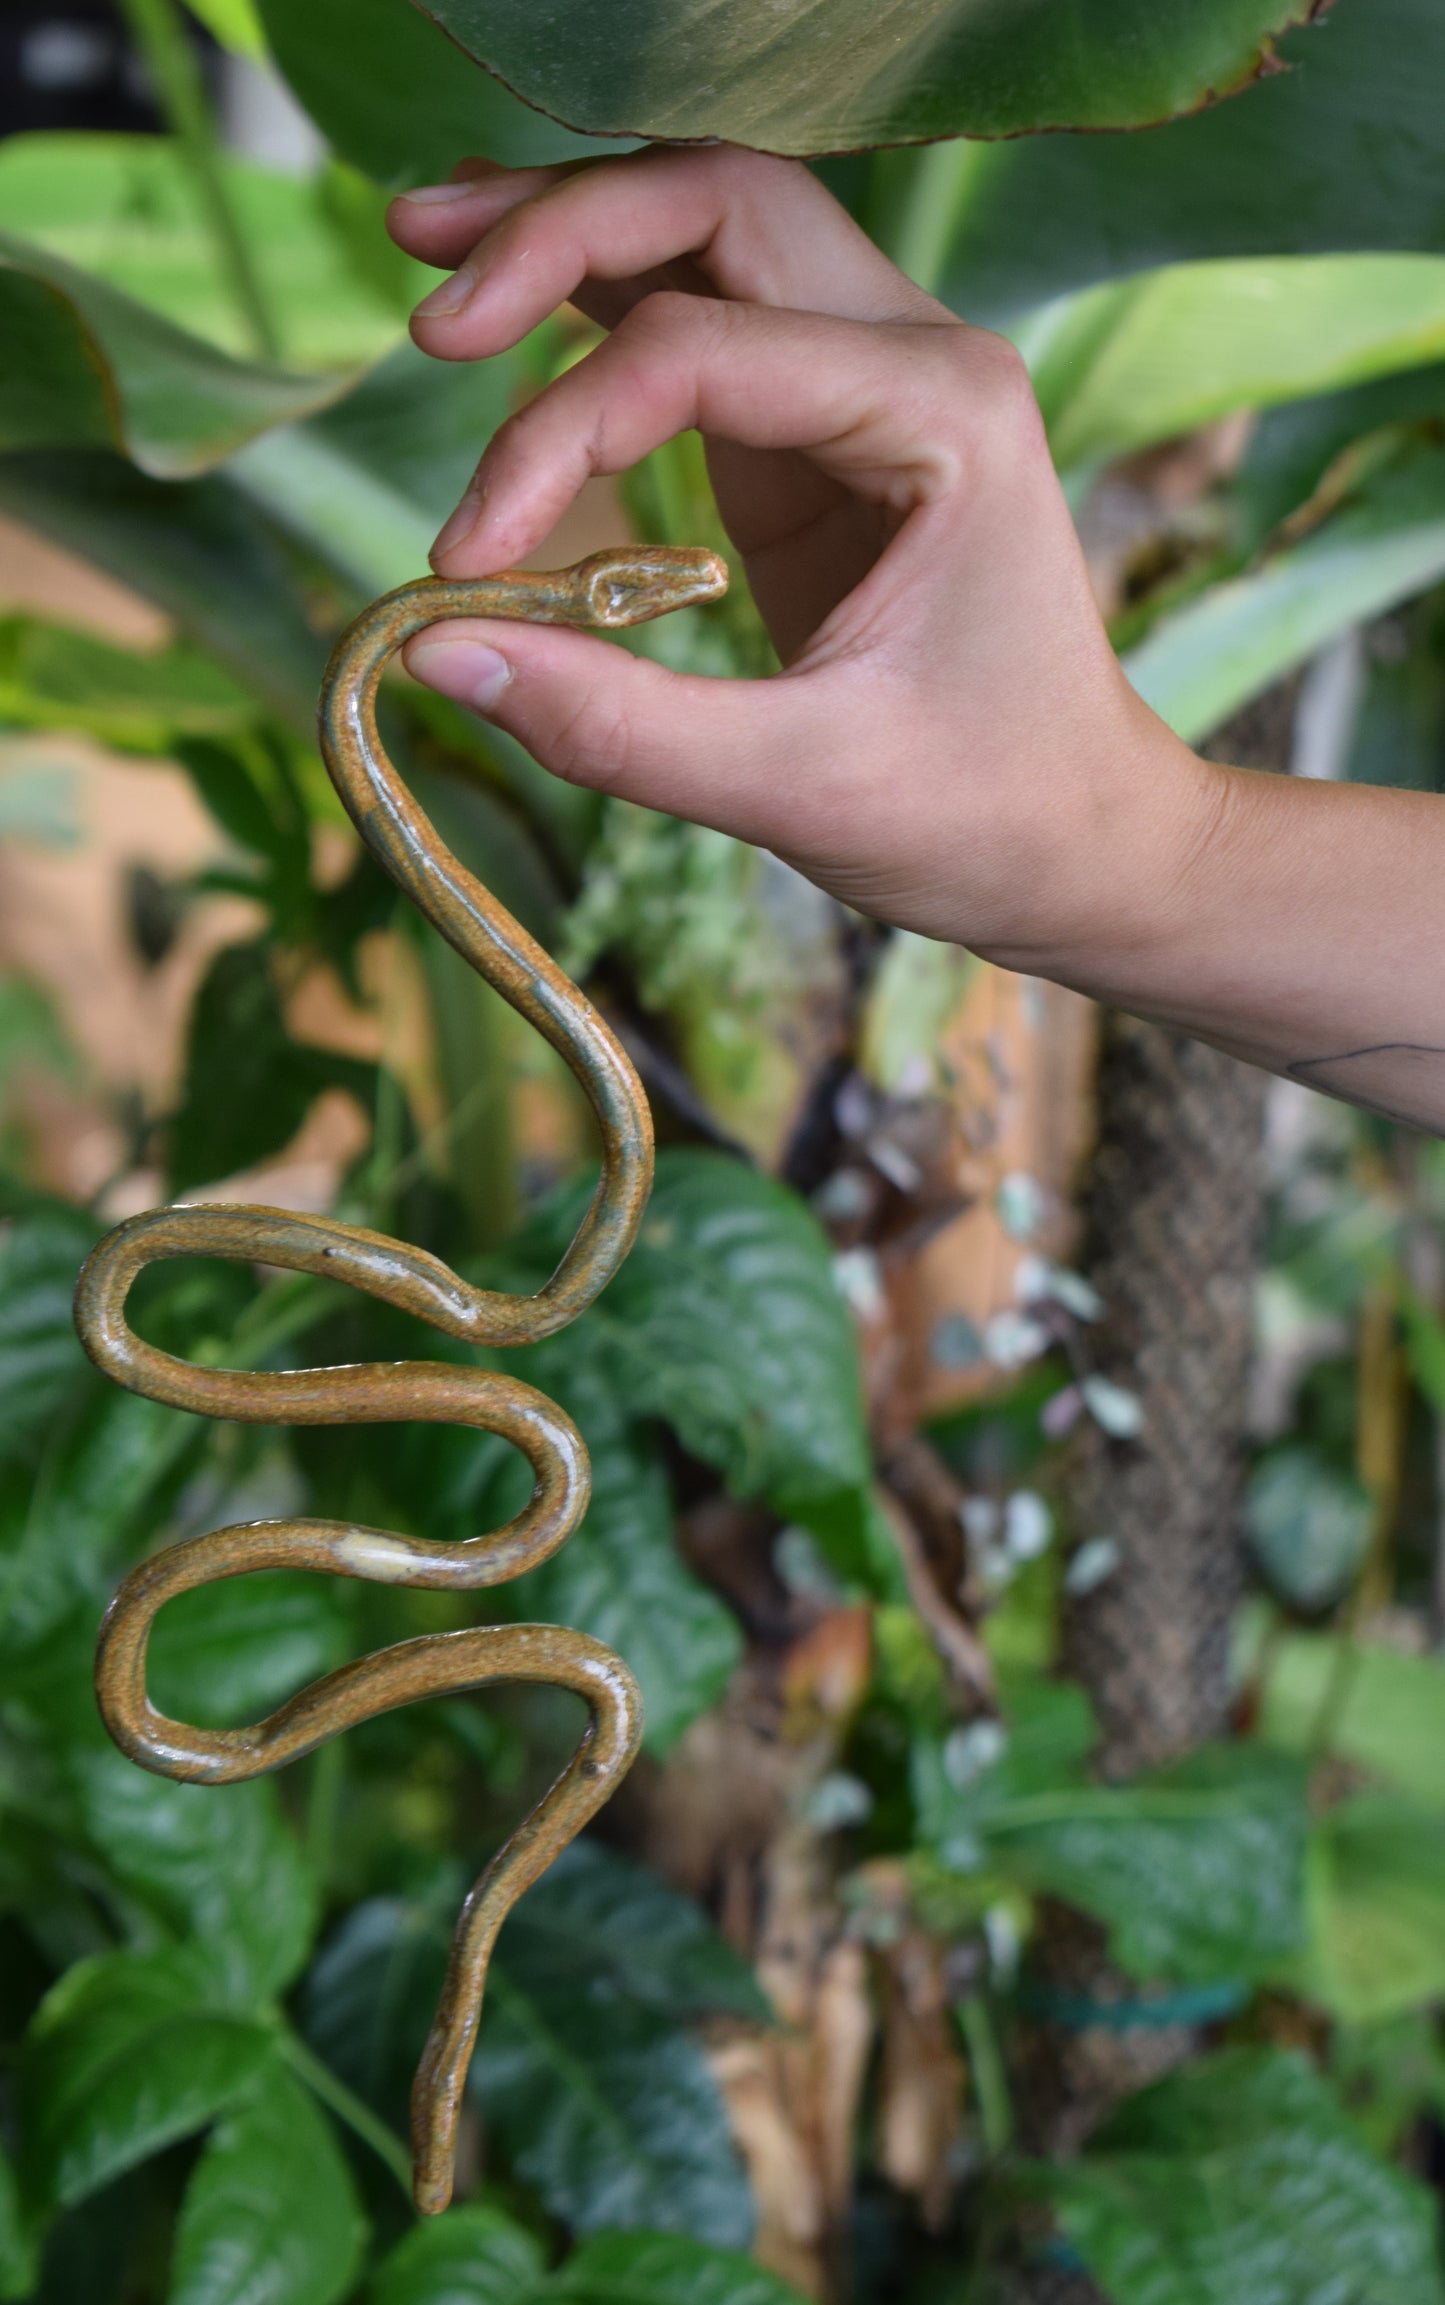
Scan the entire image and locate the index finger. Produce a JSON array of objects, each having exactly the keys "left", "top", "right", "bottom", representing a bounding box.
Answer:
[{"left": 389, "top": 144, "right": 935, "bottom": 365}]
